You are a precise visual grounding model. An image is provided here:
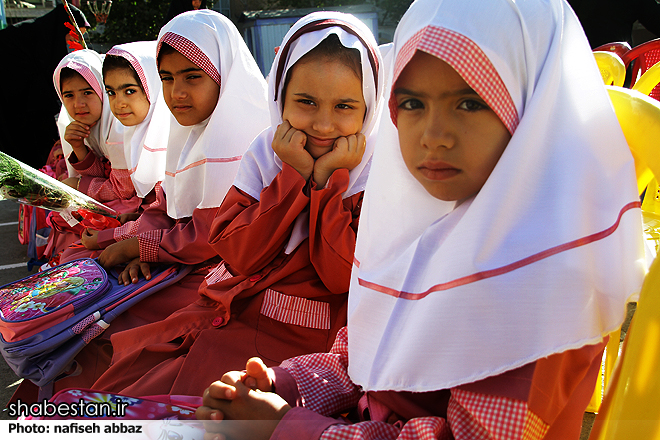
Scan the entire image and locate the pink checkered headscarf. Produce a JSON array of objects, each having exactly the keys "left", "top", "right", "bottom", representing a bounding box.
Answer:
[
  {"left": 105, "top": 41, "right": 170, "bottom": 197},
  {"left": 53, "top": 49, "right": 124, "bottom": 178},
  {"left": 348, "top": 0, "right": 644, "bottom": 393}
]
